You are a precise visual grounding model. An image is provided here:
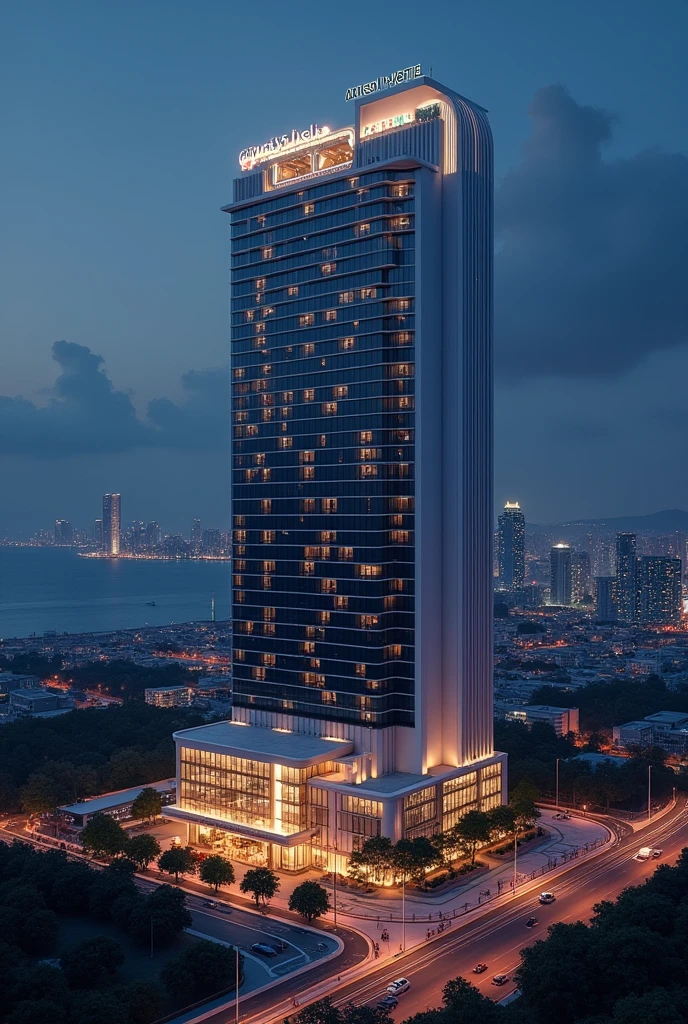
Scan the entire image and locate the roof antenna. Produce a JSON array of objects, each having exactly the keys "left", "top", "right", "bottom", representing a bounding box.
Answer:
[{"left": 429, "top": 66, "right": 433, "bottom": 77}]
